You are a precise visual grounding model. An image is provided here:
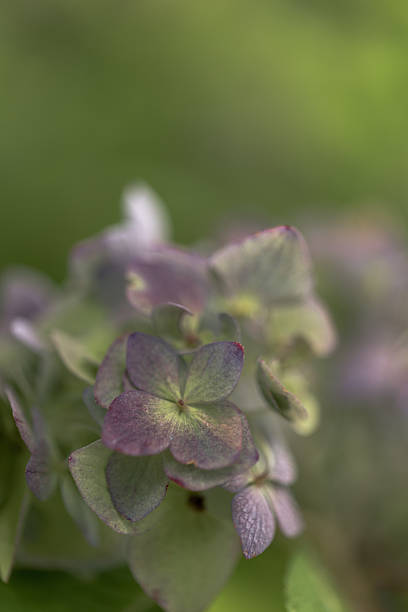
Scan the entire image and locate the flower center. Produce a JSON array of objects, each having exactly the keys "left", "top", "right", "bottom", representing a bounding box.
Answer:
[{"left": 177, "top": 398, "right": 187, "bottom": 412}]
